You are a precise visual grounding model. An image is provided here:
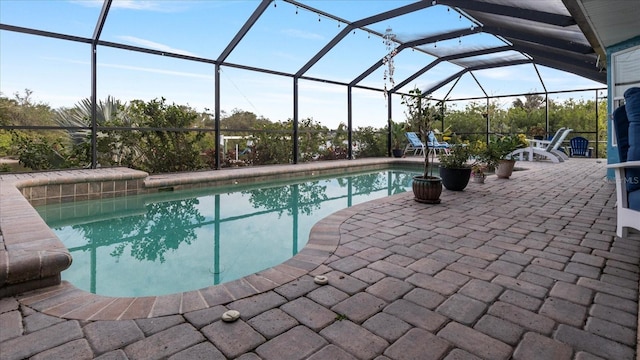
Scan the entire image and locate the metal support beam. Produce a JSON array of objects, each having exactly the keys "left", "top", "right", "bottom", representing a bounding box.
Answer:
[
  {"left": 89, "top": 0, "right": 112, "bottom": 169},
  {"left": 486, "top": 97, "right": 490, "bottom": 143},
  {"left": 532, "top": 63, "right": 549, "bottom": 135},
  {"left": 347, "top": 86, "right": 353, "bottom": 160},
  {"left": 483, "top": 25, "right": 593, "bottom": 55},
  {"left": 439, "top": 0, "right": 576, "bottom": 27},
  {"left": 393, "top": 61, "right": 441, "bottom": 94},
  {"left": 296, "top": 27, "right": 352, "bottom": 77},
  {"left": 217, "top": 0, "right": 271, "bottom": 63},
  {"left": 92, "top": 0, "right": 111, "bottom": 41},
  {"left": 351, "top": 27, "right": 483, "bottom": 88},
  {"left": 293, "top": 77, "right": 299, "bottom": 164},
  {"left": 90, "top": 44, "right": 98, "bottom": 170},
  {"left": 595, "top": 89, "right": 600, "bottom": 158},
  {"left": 402, "top": 27, "right": 482, "bottom": 49},
  {"left": 352, "top": 1, "right": 434, "bottom": 27},
  {"left": 387, "top": 94, "right": 393, "bottom": 157},
  {"left": 442, "top": 76, "right": 462, "bottom": 103},
  {"left": 470, "top": 72, "right": 488, "bottom": 99},
  {"left": 423, "top": 59, "right": 531, "bottom": 94},
  {"left": 0, "top": 23, "right": 91, "bottom": 43},
  {"left": 393, "top": 45, "right": 512, "bottom": 92},
  {"left": 299, "top": 1, "right": 434, "bottom": 78},
  {"left": 509, "top": 39, "right": 604, "bottom": 83},
  {"left": 546, "top": 94, "right": 550, "bottom": 136},
  {"left": 215, "top": 64, "right": 221, "bottom": 169}
]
